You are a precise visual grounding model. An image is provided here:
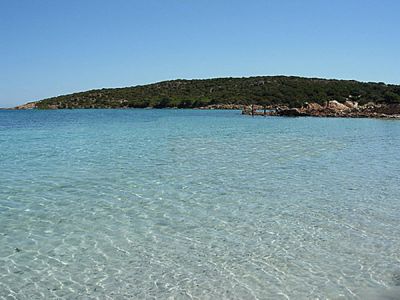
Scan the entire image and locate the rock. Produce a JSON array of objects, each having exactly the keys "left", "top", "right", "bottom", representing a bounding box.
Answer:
[
  {"left": 276, "top": 108, "right": 307, "bottom": 116},
  {"left": 200, "top": 104, "right": 244, "bottom": 110},
  {"left": 305, "top": 102, "right": 323, "bottom": 111},
  {"left": 14, "top": 102, "right": 37, "bottom": 110},
  {"left": 241, "top": 106, "right": 252, "bottom": 115},
  {"left": 363, "top": 102, "right": 376, "bottom": 109},
  {"left": 344, "top": 100, "right": 358, "bottom": 109},
  {"left": 374, "top": 103, "right": 400, "bottom": 115},
  {"left": 242, "top": 101, "right": 400, "bottom": 119},
  {"left": 327, "top": 100, "right": 350, "bottom": 111}
]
